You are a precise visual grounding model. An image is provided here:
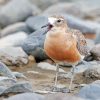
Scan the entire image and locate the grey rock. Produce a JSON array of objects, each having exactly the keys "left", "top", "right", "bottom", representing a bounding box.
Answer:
[
  {"left": 13, "top": 72, "right": 27, "bottom": 79},
  {"left": 0, "top": 77, "right": 16, "bottom": 93},
  {"left": 81, "top": 39, "right": 95, "bottom": 61},
  {"left": 63, "top": 14, "right": 100, "bottom": 35},
  {"left": 43, "top": 0, "right": 100, "bottom": 21},
  {"left": 45, "top": 93, "right": 85, "bottom": 100},
  {"left": 0, "top": 77, "right": 16, "bottom": 87},
  {"left": 0, "top": 81, "right": 33, "bottom": 95},
  {"left": 0, "top": 32, "right": 28, "bottom": 47},
  {"left": 0, "top": 22, "right": 31, "bottom": 37},
  {"left": 76, "top": 0, "right": 100, "bottom": 21},
  {"left": 29, "top": 0, "right": 82, "bottom": 11},
  {"left": 0, "top": 86, "right": 6, "bottom": 93},
  {"left": 84, "top": 39, "right": 95, "bottom": 61},
  {"left": 0, "top": 62, "right": 16, "bottom": 79},
  {"left": 43, "top": 3, "right": 85, "bottom": 18},
  {"left": 6, "top": 93, "right": 44, "bottom": 100},
  {"left": 86, "top": 39, "right": 95, "bottom": 50},
  {"left": 0, "top": 47, "right": 28, "bottom": 66},
  {"left": 21, "top": 27, "right": 49, "bottom": 62},
  {"left": 95, "top": 31, "right": 100, "bottom": 44},
  {"left": 25, "top": 16, "right": 48, "bottom": 31},
  {"left": 37, "top": 62, "right": 65, "bottom": 72},
  {"left": 90, "top": 44, "right": 100, "bottom": 61},
  {"left": 76, "top": 61, "right": 100, "bottom": 73},
  {"left": 78, "top": 80, "right": 100, "bottom": 100},
  {"left": 60, "top": 61, "right": 100, "bottom": 80},
  {"left": 83, "top": 64, "right": 100, "bottom": 83},
  {"left": 0, "top": 0, "right": 41, "bottom": 27},
  {"left": 29, "top": 0, "right": 58, "bottom": 11}
]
